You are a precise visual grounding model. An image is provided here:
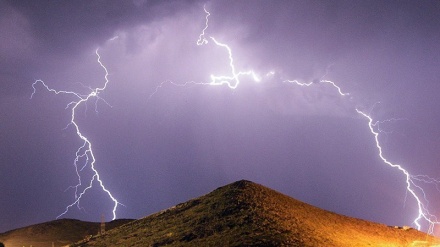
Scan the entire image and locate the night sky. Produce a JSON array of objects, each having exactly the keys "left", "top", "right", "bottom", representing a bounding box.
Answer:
[{"left": 1, "top": 0, "right": 440, "bottom": 235}]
